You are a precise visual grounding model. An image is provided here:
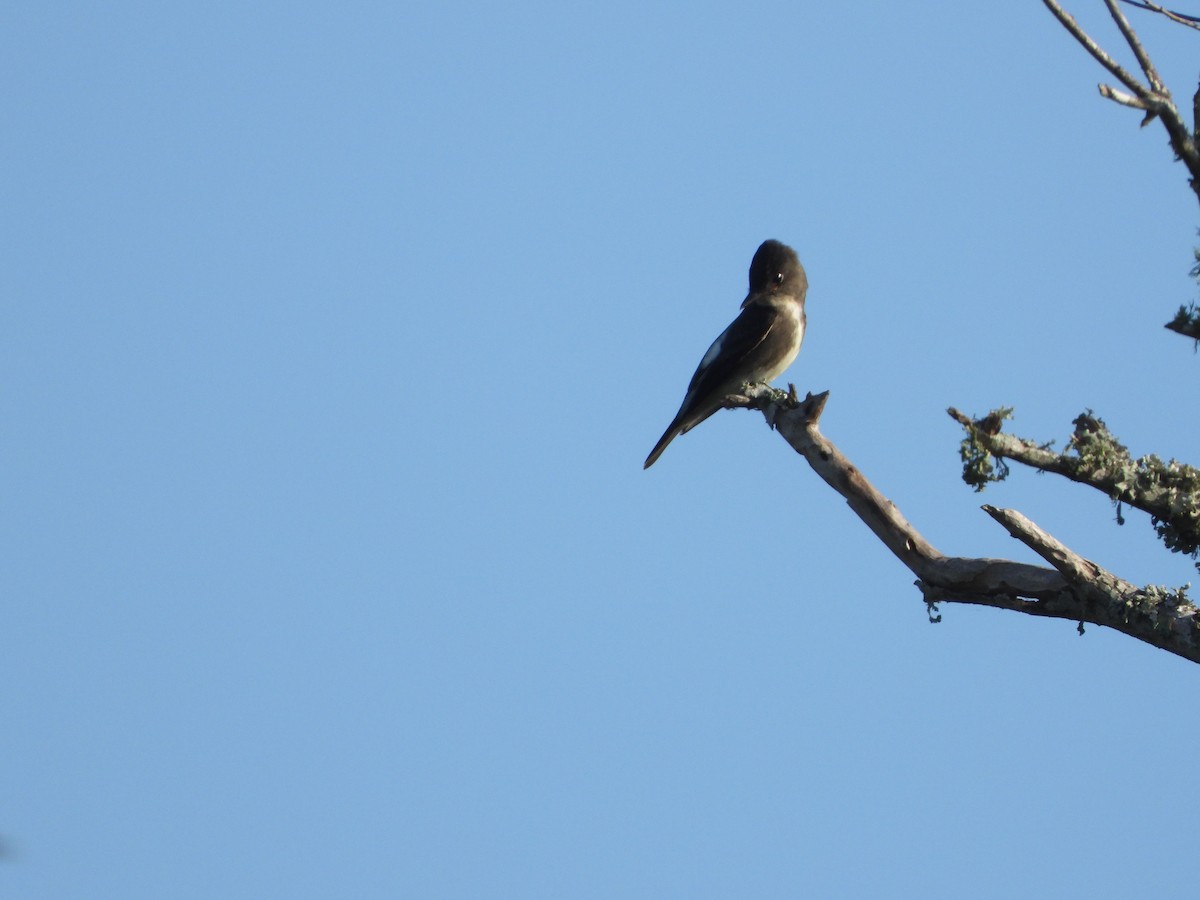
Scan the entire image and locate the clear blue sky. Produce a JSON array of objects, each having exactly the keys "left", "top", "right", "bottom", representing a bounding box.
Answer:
[{"left": 3, "top": 2, "right": 1199, "bottom": 897}]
